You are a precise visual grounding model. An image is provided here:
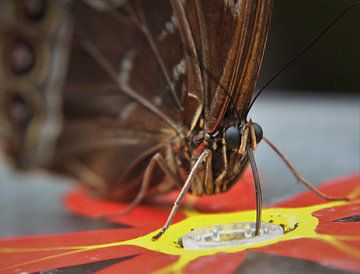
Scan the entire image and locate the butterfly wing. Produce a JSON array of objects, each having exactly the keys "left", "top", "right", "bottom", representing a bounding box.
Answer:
[
  {"left": 0, "top": 0, "right": 273, "bottom": 200},
  {"left": 50, "top": 0, "right": 189, "bottom": 198},
  {"left": 179, "top": 0, "right": 273, "bottom": 132},
  {"left": 0, "top": 0, "right": 71, "bottom": 168},
  {"left": 171, "top": 0, "right": 273, "bottom": 193}
]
